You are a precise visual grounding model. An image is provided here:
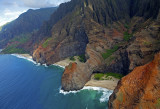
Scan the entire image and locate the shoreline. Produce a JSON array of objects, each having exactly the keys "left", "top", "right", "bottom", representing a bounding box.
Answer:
[
  {"left": 12, "top": 54, "right": 66, "bottom": 68},
  {"left": 18, "top": 54, "right": 32, "bottom": 59},
  {"left": 85, "top": 75, "right": 119, "bottom": 90},
  {"left": 11, "top": 53, "right": 118, "bottom": 90}
]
